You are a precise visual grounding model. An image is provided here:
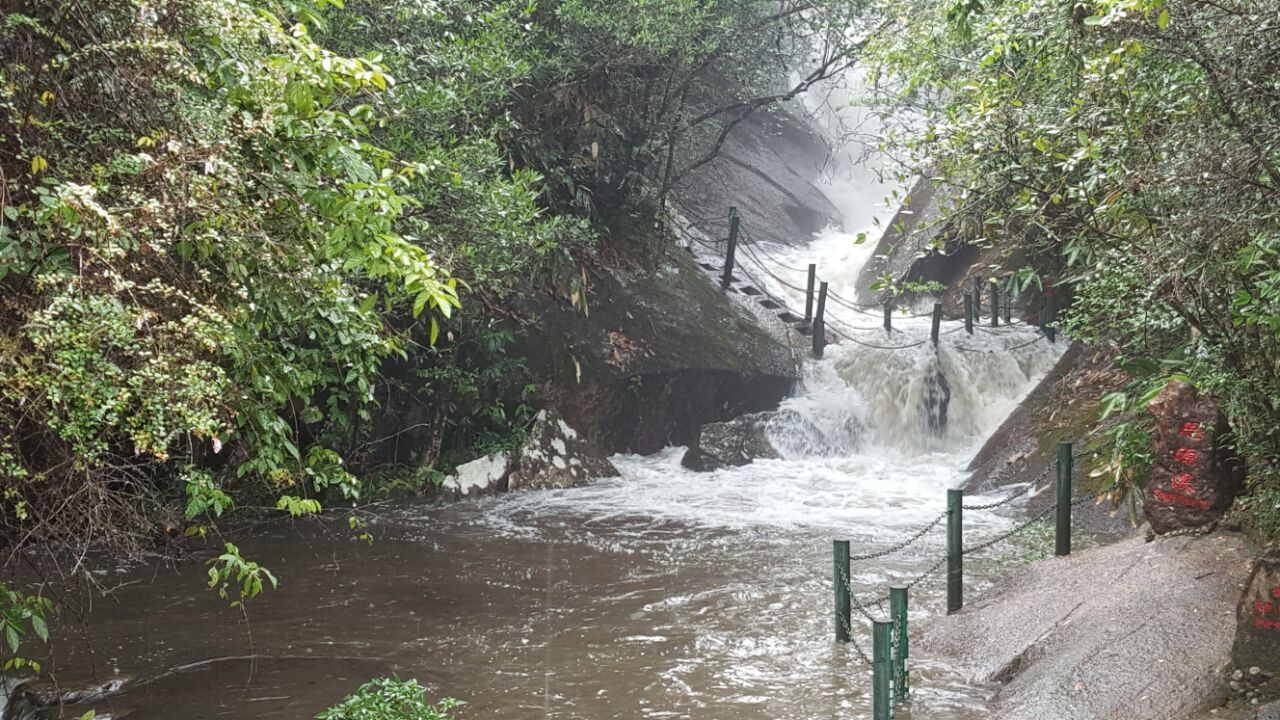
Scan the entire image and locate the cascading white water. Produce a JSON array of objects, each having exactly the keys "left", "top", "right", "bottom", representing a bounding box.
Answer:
[
  {"left": 423, "top": 68, "right": 1063, "bottom": 720},
  {"left": 458, "top": 233, "right": 1062, "bottom": 718}
]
